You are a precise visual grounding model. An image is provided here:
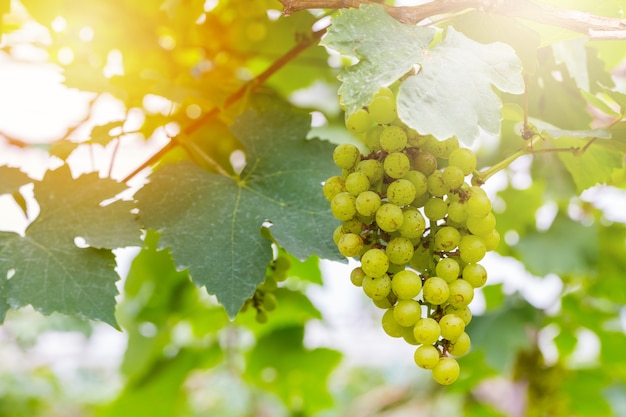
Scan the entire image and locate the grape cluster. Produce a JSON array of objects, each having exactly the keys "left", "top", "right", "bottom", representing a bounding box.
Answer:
[
  {"left": 324, "top": 87, "right": 499, "bottom": 385},
  {"left": 241, "top": 255, "right": 291, "bottom": 323}
]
